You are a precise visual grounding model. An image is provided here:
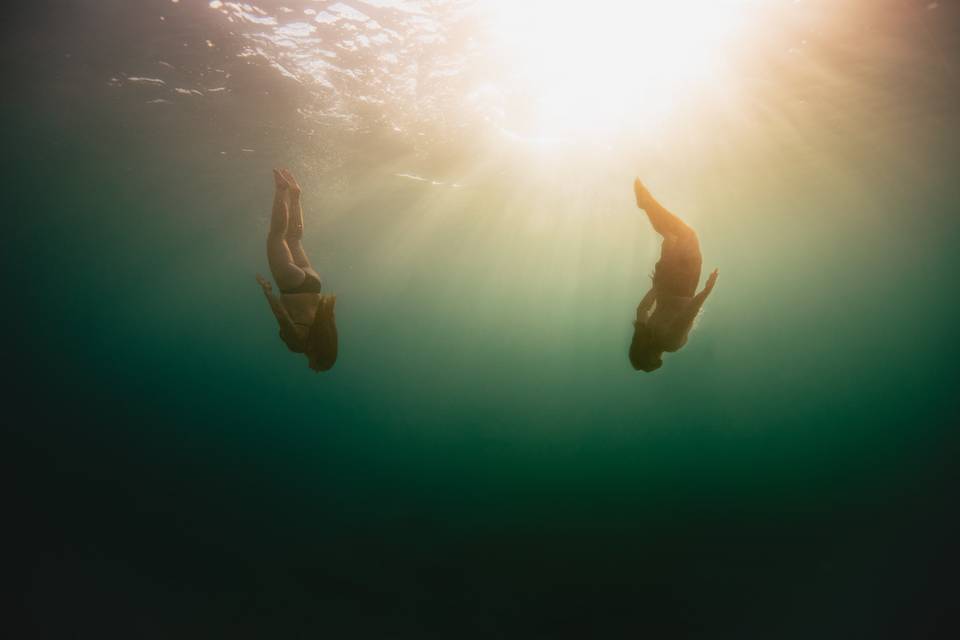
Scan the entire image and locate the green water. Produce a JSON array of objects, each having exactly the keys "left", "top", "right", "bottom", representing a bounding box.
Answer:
[{"left": 8, "top": 0, "right": 959, "bottom": 636}]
